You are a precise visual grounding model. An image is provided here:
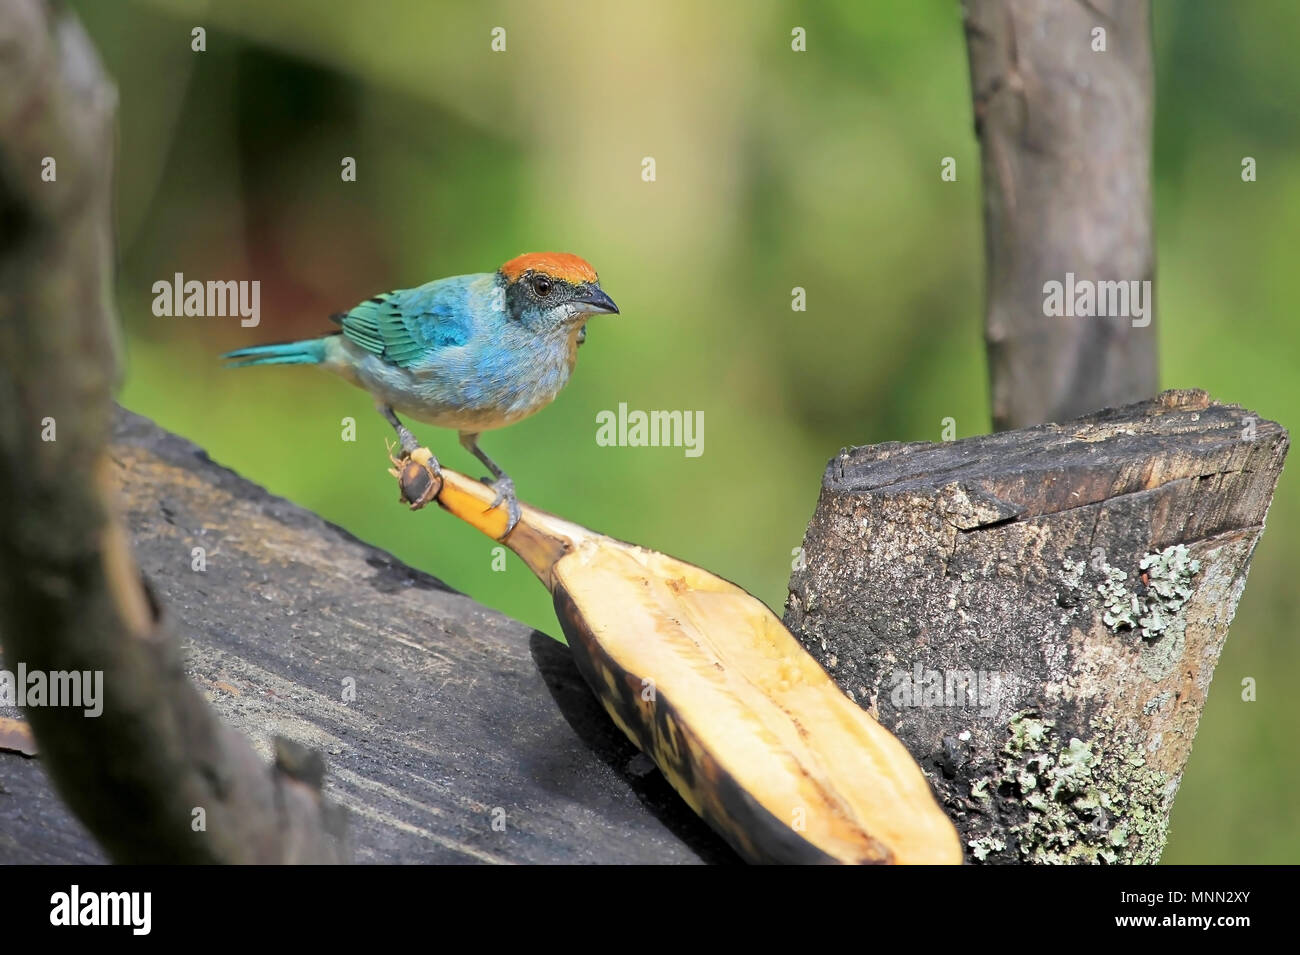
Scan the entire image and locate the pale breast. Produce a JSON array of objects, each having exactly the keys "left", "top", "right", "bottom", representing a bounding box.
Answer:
[{"left": 334, "top": 327, "right": 582, "bottom": 433}]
